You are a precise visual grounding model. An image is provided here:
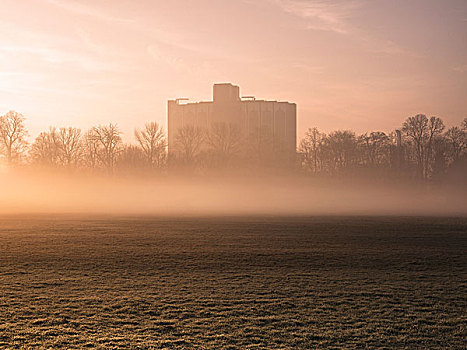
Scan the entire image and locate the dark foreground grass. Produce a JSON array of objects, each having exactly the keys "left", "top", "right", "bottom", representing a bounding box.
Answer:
[{"left": 0, "top": 216, "right": 465, "bottom": 349}]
